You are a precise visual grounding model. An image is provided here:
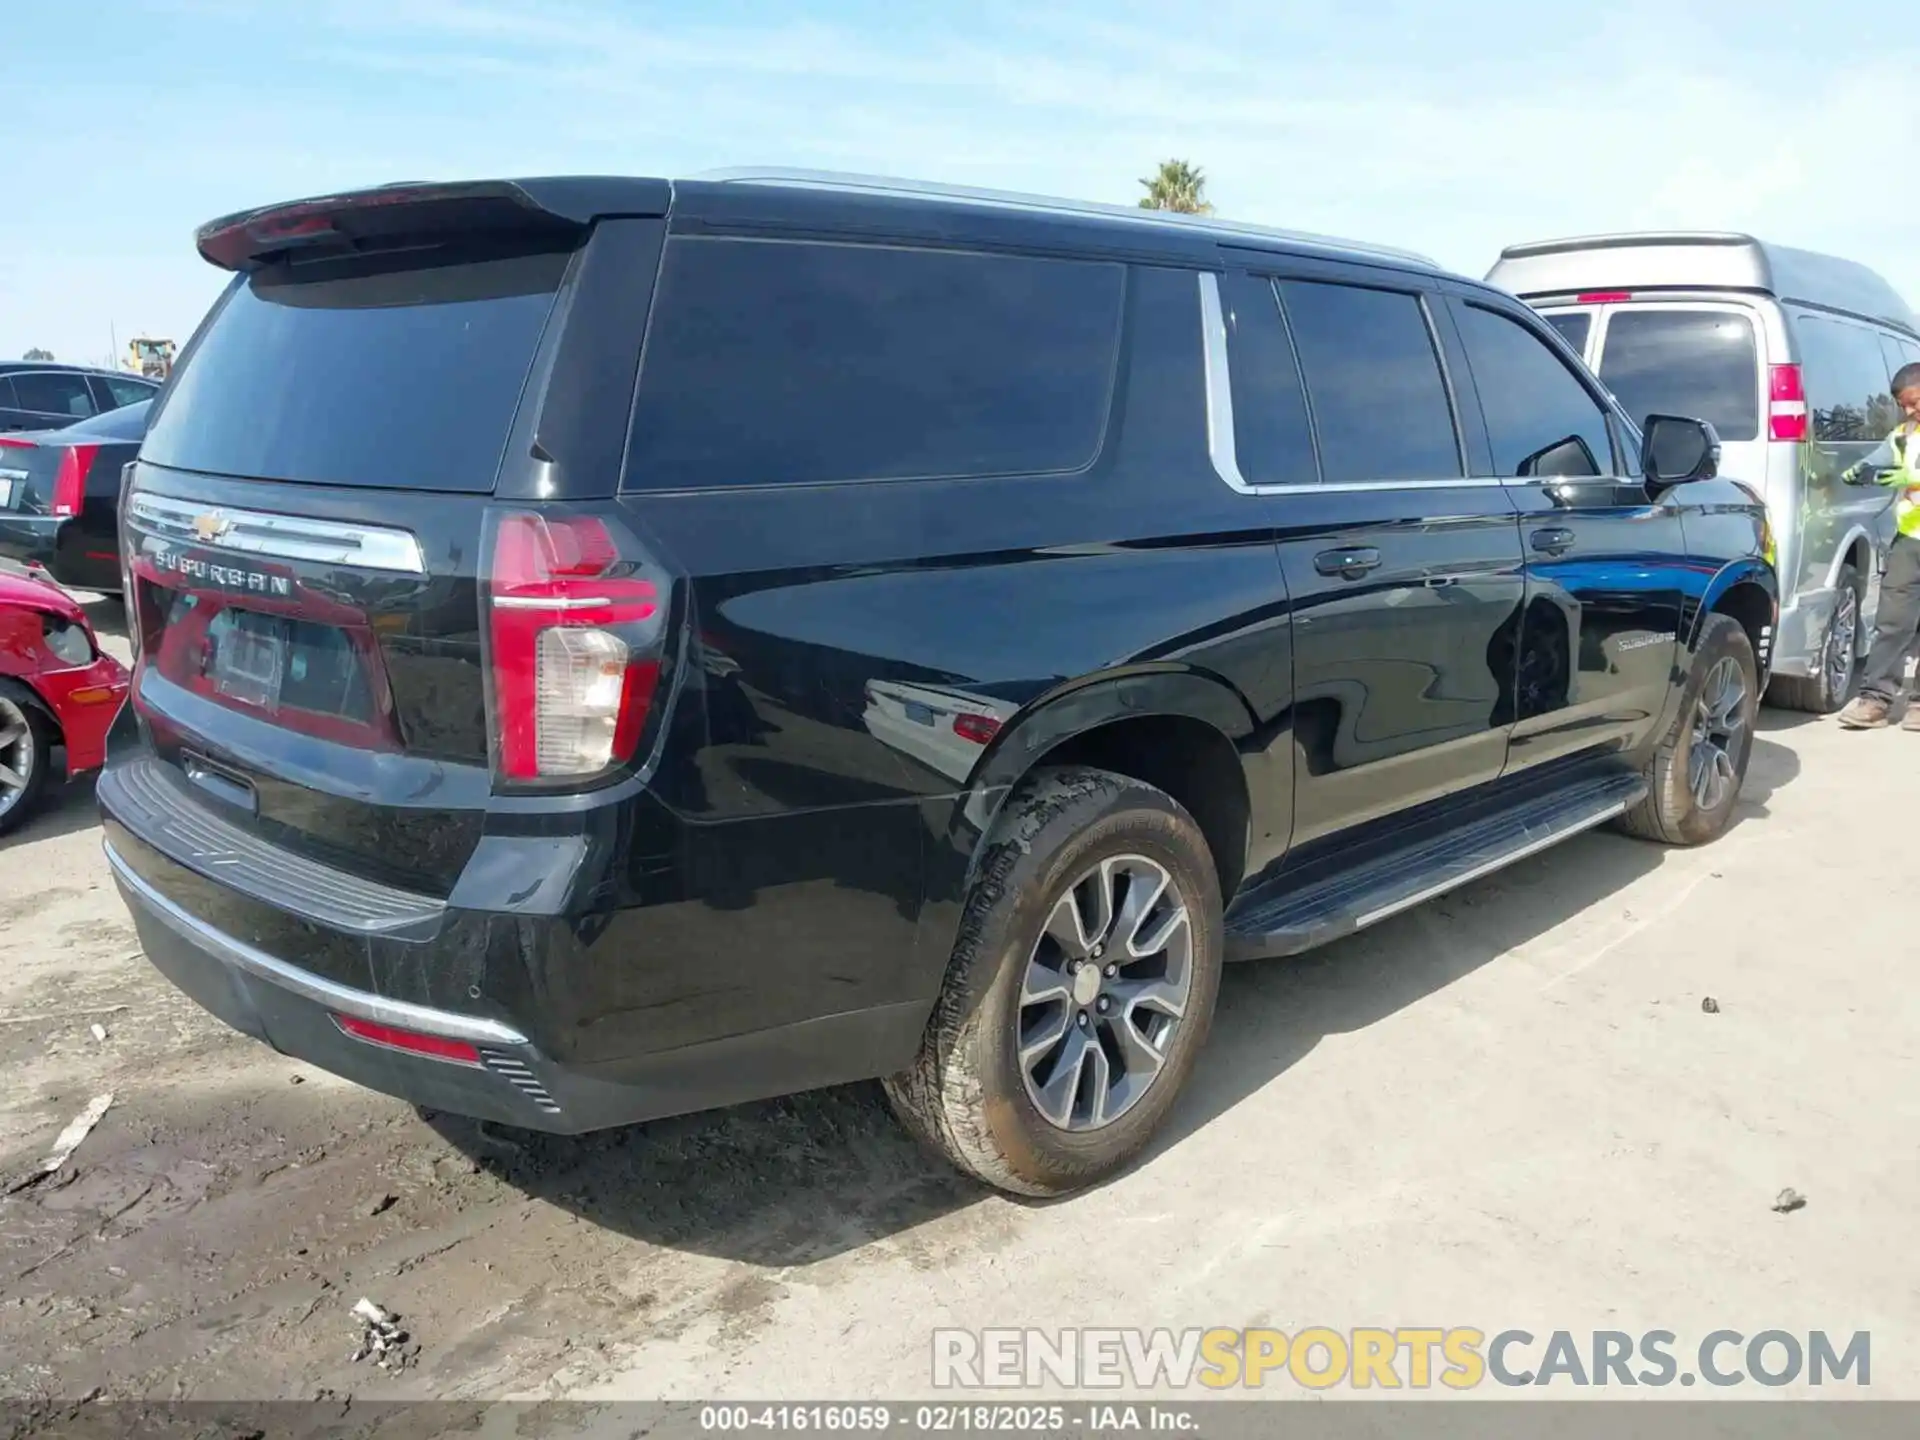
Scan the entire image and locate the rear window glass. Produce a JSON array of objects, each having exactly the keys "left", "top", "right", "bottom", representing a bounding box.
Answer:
[
  {"left": 1596, "top": 309, "right": 1760, "bottom": 443},
  {"left": 624, "top": 238, "right": 1123, "bottom": 490},
  {"left": 141, "top": 248, "right": 569, "bottom": 492},
  {"left": 1543, "top": 311, "right": 1591, "bottom": 353},
  {"left": 104, "top": 375, "right": 157, "bottom": 409}
]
